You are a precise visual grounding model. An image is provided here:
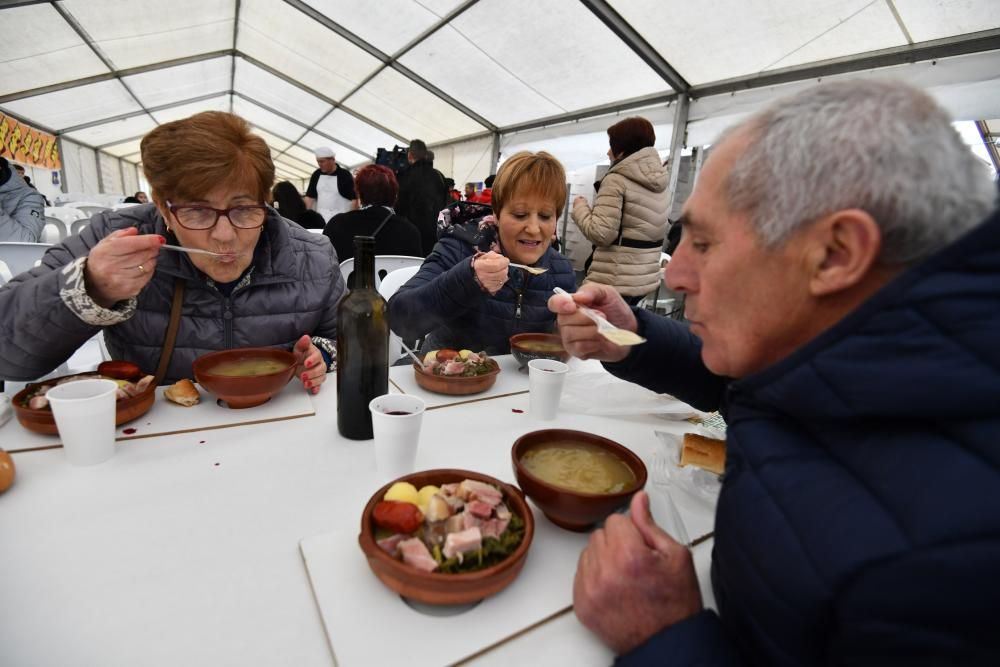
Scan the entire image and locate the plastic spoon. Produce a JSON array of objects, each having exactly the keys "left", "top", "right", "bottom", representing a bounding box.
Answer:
[
  {"left": 398, "top": 339, "right": 428, "bottom": 368},
  {"left": 509, "top": 263, "right": 548, "bottom": 275},
  {"left": 553, "top": 286, "right": 646, "bottom": 347}
]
